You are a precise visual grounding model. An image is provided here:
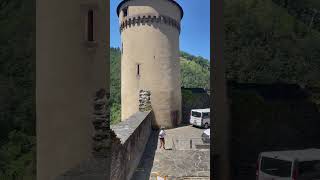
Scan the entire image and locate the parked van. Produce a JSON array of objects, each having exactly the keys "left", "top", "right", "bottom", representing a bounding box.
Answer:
[
  {"left": 256, "top": 148, "right": 320, "bottom": 180},
  {"left": 189, "top": 108, "right": 210, "bottom": 128}
]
